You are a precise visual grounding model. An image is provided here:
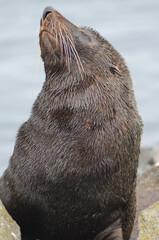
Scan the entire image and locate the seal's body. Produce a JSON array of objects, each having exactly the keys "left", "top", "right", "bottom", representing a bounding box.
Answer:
[{"left": 0, "top": 7, "right": 143, "bottom": 240}]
